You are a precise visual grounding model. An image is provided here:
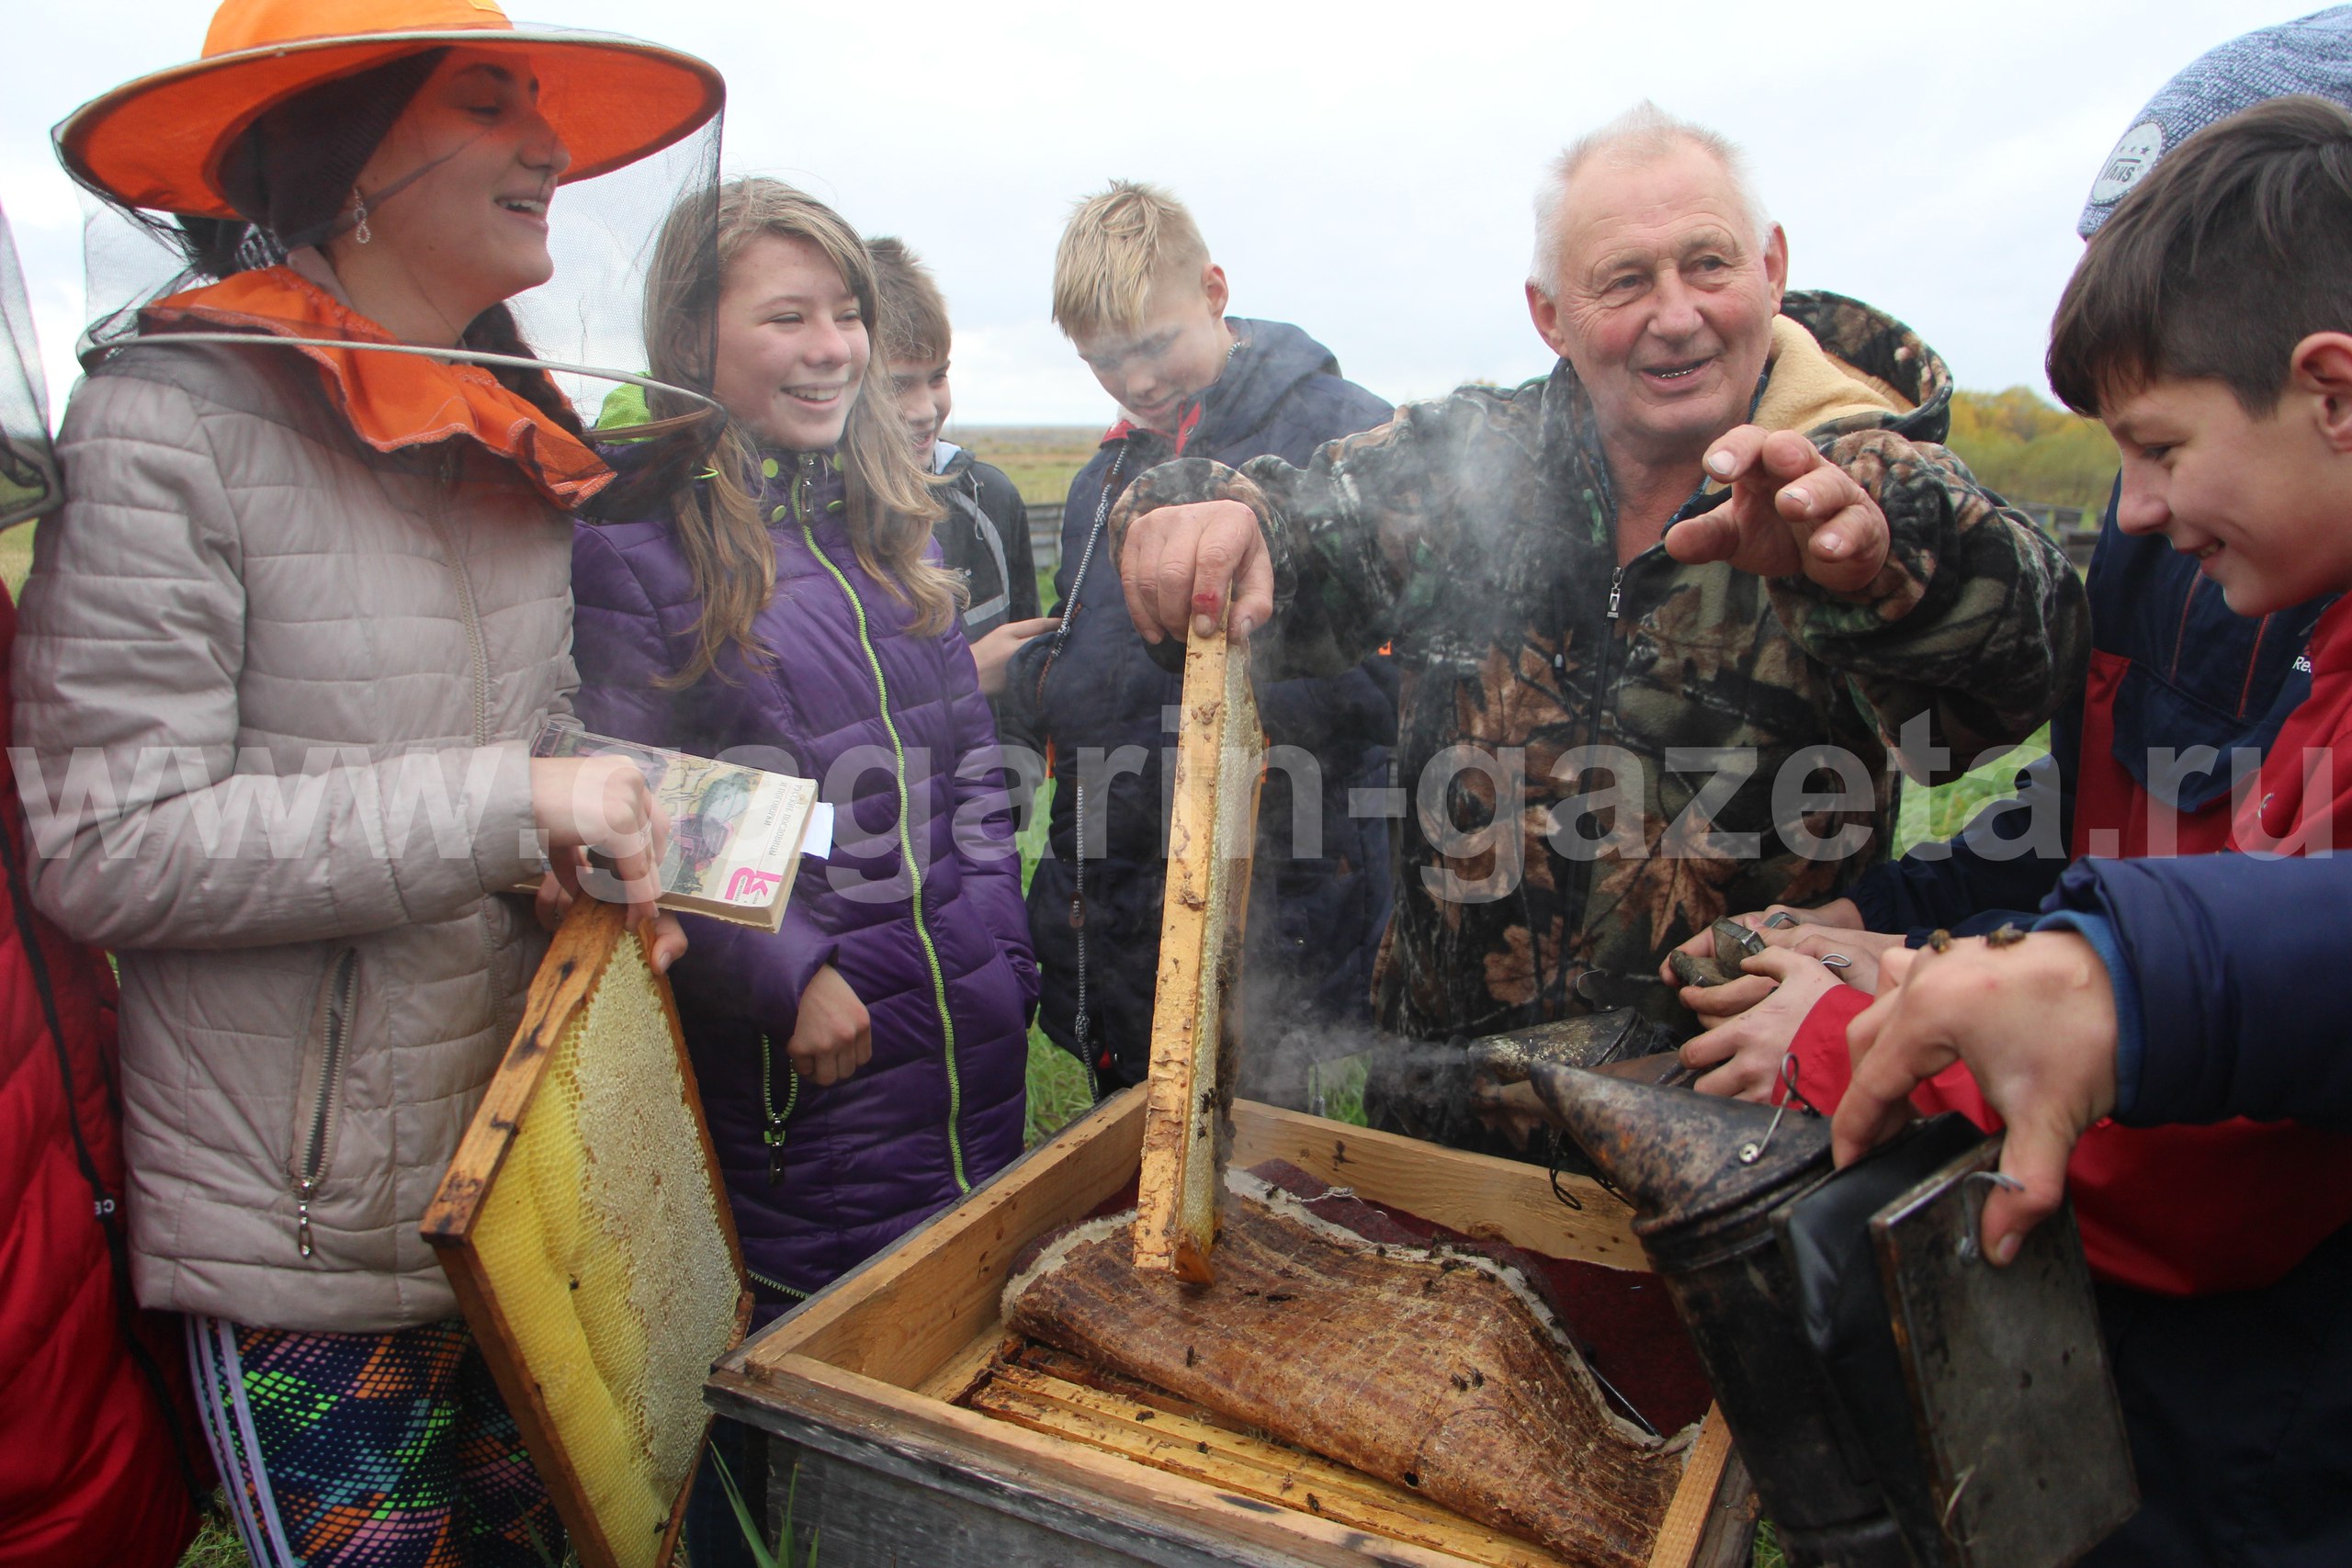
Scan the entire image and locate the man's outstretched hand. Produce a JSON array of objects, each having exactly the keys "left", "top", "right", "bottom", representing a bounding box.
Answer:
[
  {"left": 1666, "top": 427, "right": 1891, "bottom": 596},
  {"left": 1834, "top": 931, "right": 2121, "bottom": 1265},
  {"left": 1120, "top": 499, "right": 1273, "bottom": 644}
]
